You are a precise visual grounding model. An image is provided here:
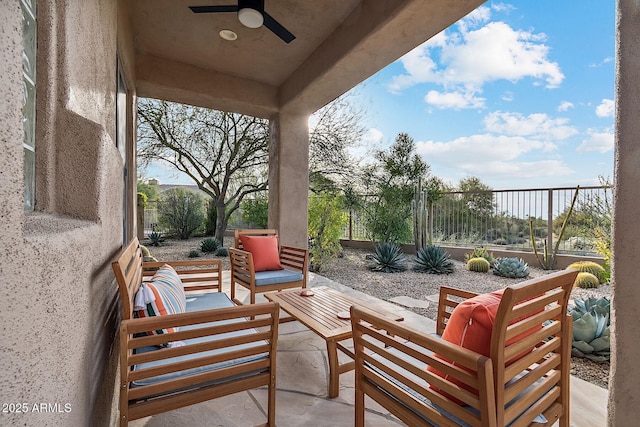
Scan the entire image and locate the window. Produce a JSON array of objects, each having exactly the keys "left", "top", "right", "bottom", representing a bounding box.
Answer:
[{"left": 21, "top": 0, "right": 37, "bottom": 211}]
